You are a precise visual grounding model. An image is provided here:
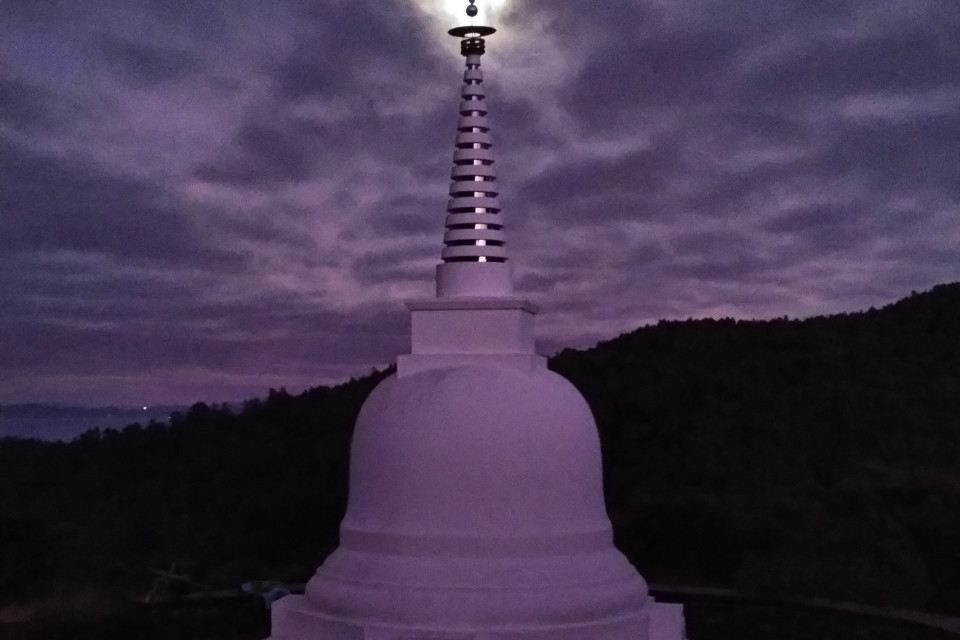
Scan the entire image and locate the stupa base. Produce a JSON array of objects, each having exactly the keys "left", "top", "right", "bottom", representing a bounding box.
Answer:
[{"left": 267, "top": 594, "right": 684, "bottom": 640}]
